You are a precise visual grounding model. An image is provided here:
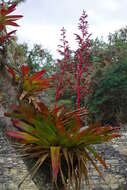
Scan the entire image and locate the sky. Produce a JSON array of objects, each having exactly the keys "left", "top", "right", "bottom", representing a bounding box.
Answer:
[{"left": 15, "top": 0, "right": 127, "bottom": 58}]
